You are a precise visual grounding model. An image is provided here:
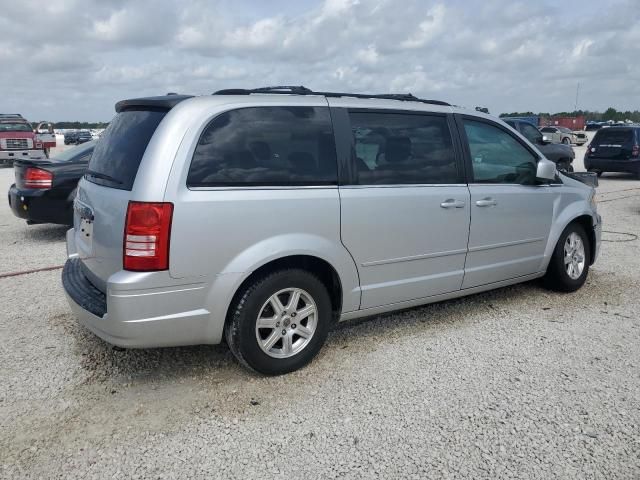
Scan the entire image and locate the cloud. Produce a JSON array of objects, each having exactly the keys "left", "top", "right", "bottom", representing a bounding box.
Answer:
[{"left": 1, "top": 0, "right": 639, "bottom": 121}]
